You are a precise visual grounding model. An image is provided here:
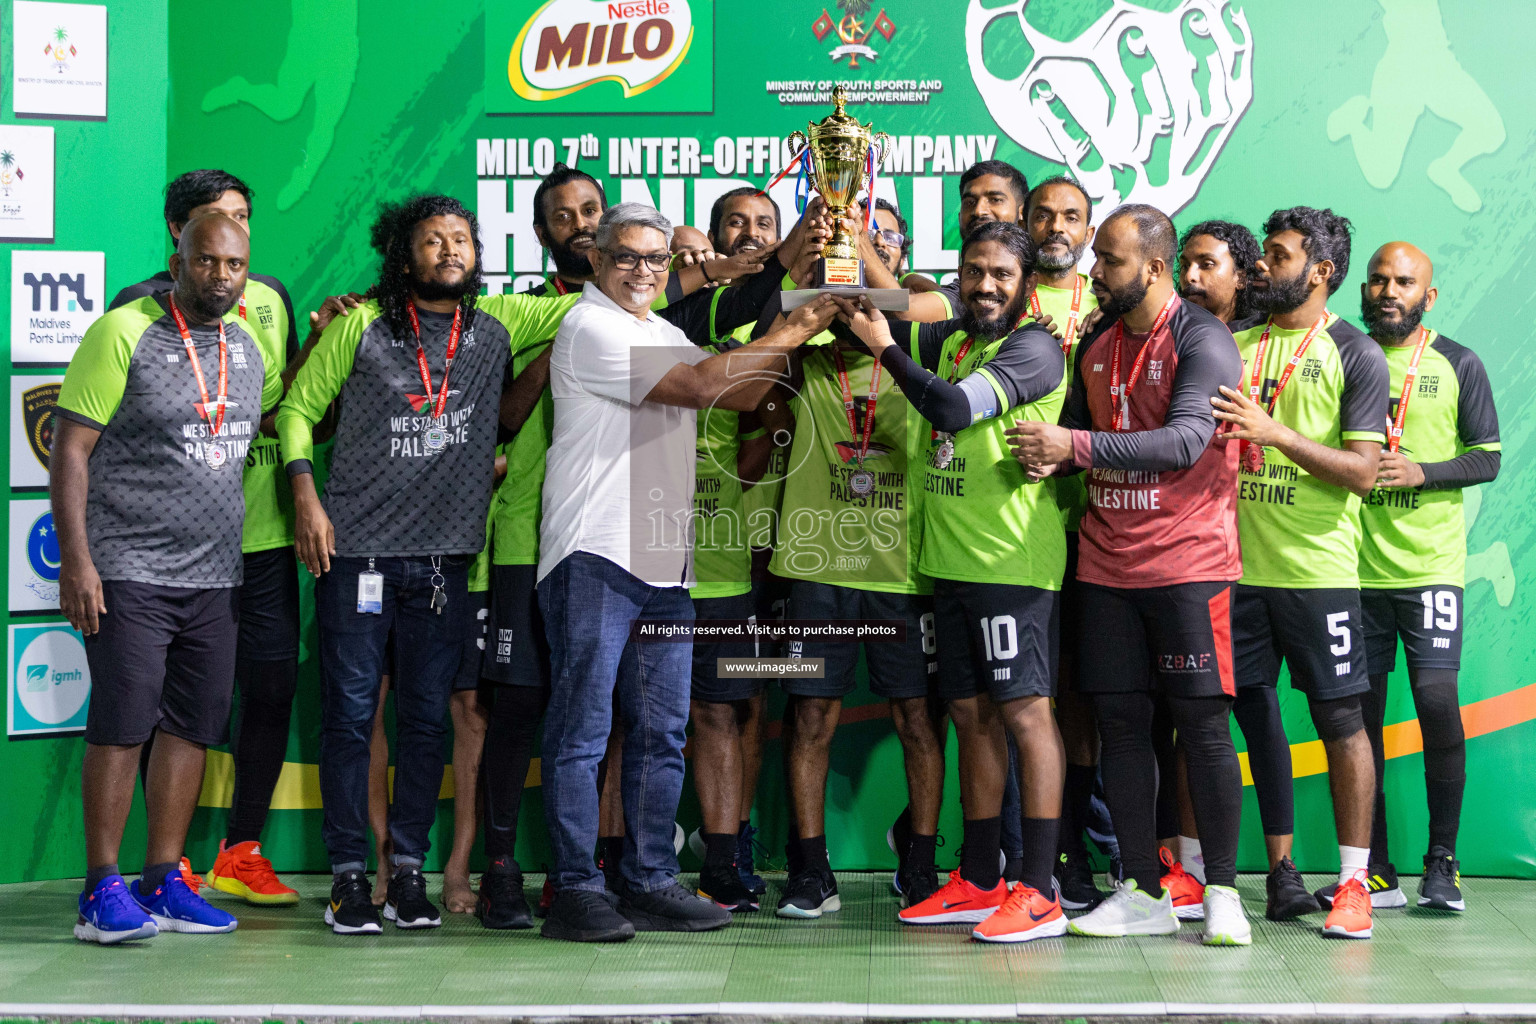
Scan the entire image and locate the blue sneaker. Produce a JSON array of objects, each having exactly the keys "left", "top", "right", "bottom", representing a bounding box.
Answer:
[
  {"left": 736, "top": 823, "right": 766, "bottom": 897},
  {"left": 132, "top": 873, "right": 238, "bottom": 934},
  {"left": 75, "top": 875, "right": 158, "bottom": 944}
]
